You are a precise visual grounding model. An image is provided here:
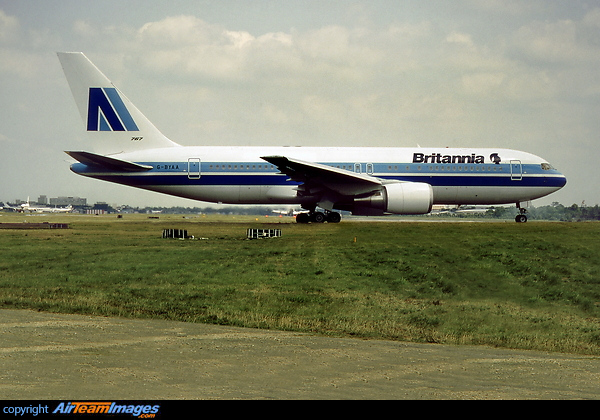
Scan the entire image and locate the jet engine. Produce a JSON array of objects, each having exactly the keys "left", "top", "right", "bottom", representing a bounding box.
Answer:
[{"left": 352, "top": 182, "right": 433, "bottom": 215}]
